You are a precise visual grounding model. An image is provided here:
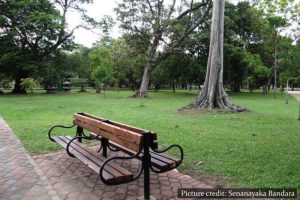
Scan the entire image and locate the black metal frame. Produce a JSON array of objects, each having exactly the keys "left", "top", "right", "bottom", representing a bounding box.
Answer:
[
  {"left": 48, "top": 124, "right": 75, "bottom": 142},
  {"left": 97, "top": 131, "right": 184, "bottom": 200},
  {"left": 49, "top": 124, "right": 184, "bottom": 200}
]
